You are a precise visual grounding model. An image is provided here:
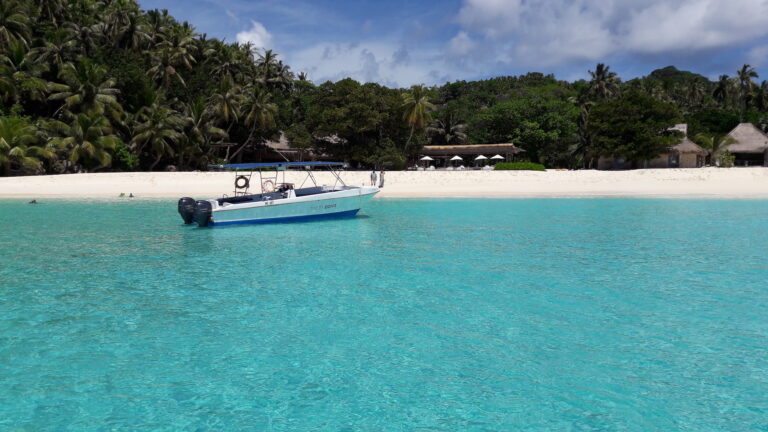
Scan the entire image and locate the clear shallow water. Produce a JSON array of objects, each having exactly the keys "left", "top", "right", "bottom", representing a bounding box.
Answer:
[{"left": 1, "top": 198, "right": 767, "bottom": 431}]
